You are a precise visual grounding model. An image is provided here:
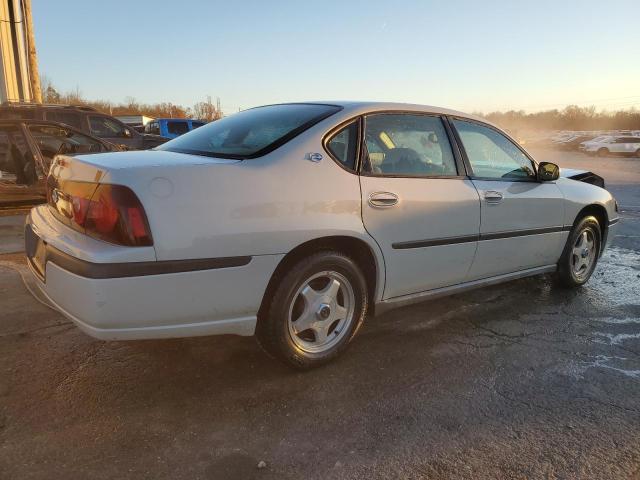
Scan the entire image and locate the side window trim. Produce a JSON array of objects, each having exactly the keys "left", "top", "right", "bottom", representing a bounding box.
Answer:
[
  {"left": 448, "top": 116, "right": 538, "bottom": 183},
  {"left": 322, "top": 117, "right": 362, "bottom": 174},
  {"left": 358, "top": 112, "right": 464, "bottom": 179}
]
